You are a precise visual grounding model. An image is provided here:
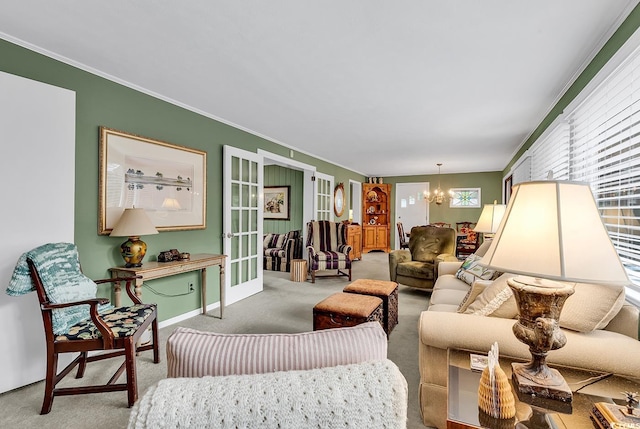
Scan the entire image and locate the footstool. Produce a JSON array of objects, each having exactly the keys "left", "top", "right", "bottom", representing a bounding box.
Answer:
[
  {"left": 343, "top": 279, "right": 398, "bottom": 336},
  {"left": 313, "top": 292, "right": 384, "bottom": 332}
]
